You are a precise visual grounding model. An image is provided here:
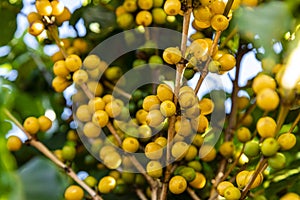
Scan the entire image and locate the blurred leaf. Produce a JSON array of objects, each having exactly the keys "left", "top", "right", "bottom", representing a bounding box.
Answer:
[
  {"left": 0, "top": 79, "right": 15, "bottom": 109},
  {"left": 18, "top": 157, "right": 68, "bottom": 200}
]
